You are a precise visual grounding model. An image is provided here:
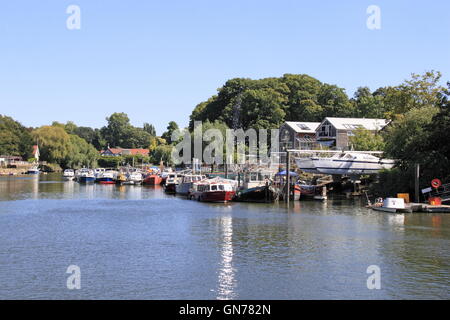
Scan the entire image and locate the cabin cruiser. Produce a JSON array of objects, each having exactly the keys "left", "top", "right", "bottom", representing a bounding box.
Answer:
[
  {"left": 176, "top": 174, "right": 207, "bottom": 195},
  {"left": 76, "top": 168, "right": 96, "bottom": 183},
  {"left": 63, "top": 169, "right": 75, "bottom": 180},
  {"left": 126, "top": 171, "right": 143, "bottom": 185},
  {"left": 94, "top": 168, "right": 106, "bottom": 179},
  {"left": 164, "top": 173, "right": 181, "bottom": 193},
  {"left": 189, "top": 177, "right": 238, "bottom": 203},
  {"left": 96, "top": 170, "right": 117, "bottom": 184},
  {"left": 295, "top": 152, "right": 395, "bottom": 175}
]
